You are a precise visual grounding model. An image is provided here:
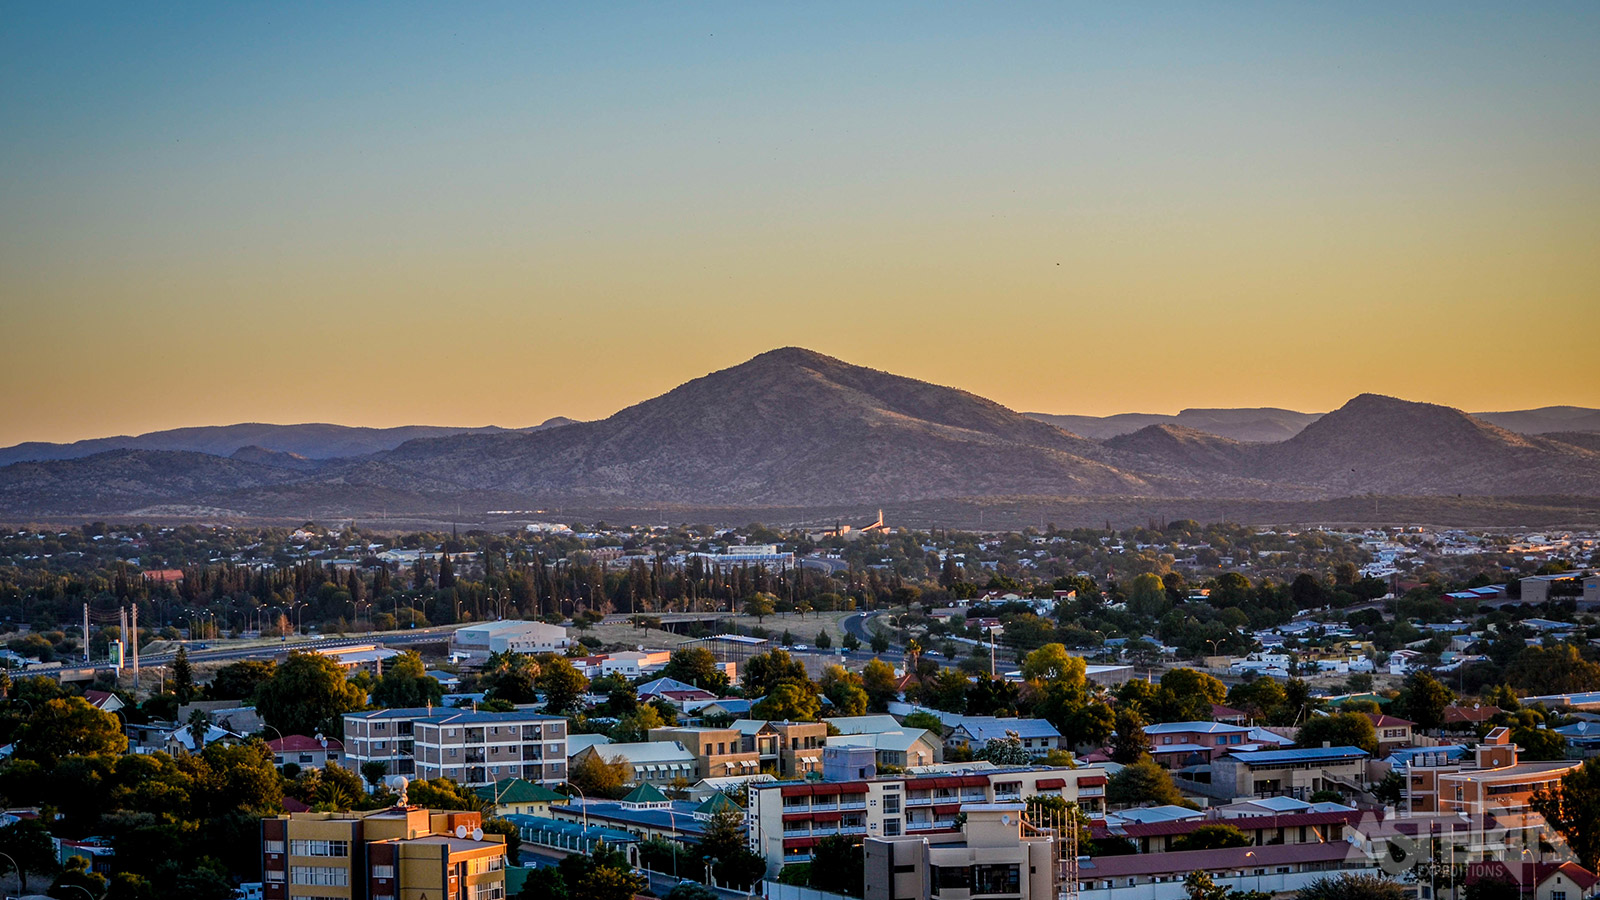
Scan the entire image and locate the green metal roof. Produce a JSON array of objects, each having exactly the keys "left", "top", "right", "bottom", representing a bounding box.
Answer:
[
  {"left": 620, "top": 781, "right": 671, "bottom": 805},
  {"left": 695, "top": 792, "right": 739, "bottom": 815},
  {"left": 475, "top": 778, "right": 565, "bottom": 805}
]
